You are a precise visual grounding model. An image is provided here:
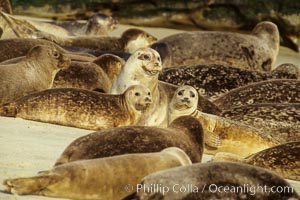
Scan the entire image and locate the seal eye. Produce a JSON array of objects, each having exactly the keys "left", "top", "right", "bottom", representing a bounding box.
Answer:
[
  {"left": 135, "top": 92, "right": 140, "bottom": 96},
  {"left": 53, "top": 51, "right": 59, "bottom": 58},
  {"left": 147, "top": 92, "right": 151, "bottom": 96},
  {"left": 142, "top": 54, "right": 150, "bottom": 60},
  {"left": 178, "top": 91, "right": 183, "bottom": 96},
  {"left": 190, "top": 92, "right": 195, "bottom": 98}
]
